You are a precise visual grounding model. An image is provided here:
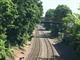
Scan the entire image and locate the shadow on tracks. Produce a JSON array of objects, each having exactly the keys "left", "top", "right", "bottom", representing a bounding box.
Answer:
[
  {"left": 53, "top": 41, "right": 75, "bottom": 60},
  {"left": 35, "top": 33, "right": 50, "bottom": 38},
  {"left": 38, "top": 29, "right": 45, "bottom": 31}
]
